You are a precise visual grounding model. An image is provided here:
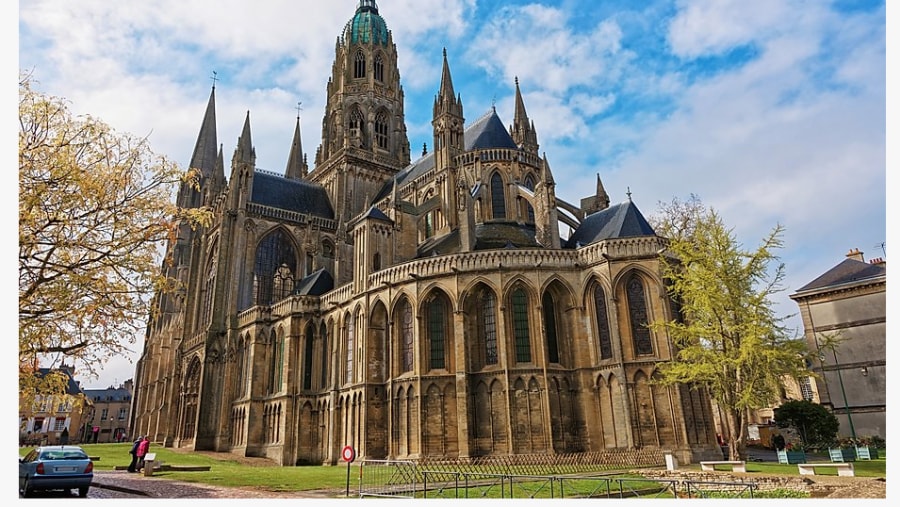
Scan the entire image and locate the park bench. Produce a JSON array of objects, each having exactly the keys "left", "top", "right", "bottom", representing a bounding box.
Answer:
[
  {"left": 699, "top": 460, "right": 746, "bottom": 473},
  {"left": 797, "top": 463, "right": 854, "bottom": 477}
]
